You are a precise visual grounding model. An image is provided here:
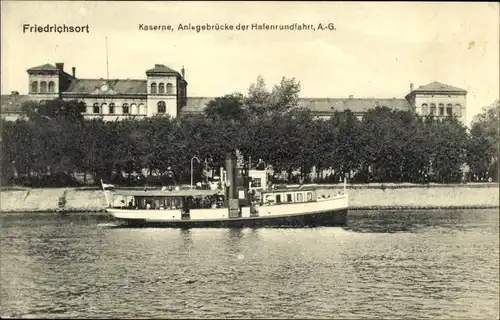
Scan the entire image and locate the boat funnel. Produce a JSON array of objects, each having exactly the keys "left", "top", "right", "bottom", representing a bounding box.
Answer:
[{"left": 225, "top": 151, "right": 240, "bottom": 218}]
